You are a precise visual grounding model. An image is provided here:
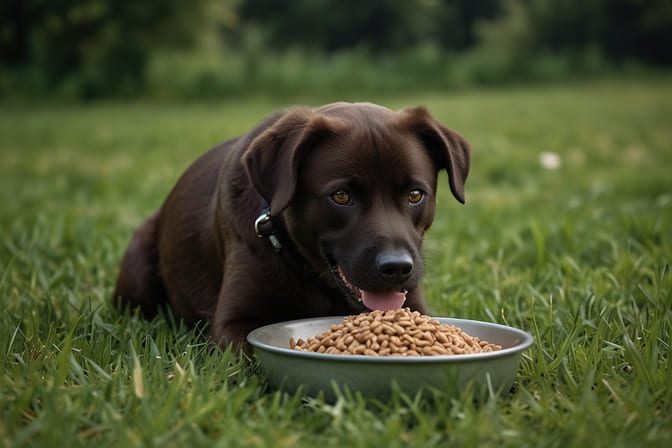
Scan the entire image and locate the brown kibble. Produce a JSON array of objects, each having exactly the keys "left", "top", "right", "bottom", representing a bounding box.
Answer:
[
  {"left": 329, "top": 330, "right": 343, "bottom": 339},
  {"left": 433, "top": 346, "right": 449, "bottom": 355},
  {"left": 291, "top": 308, "right": 502, "bottom": 356},
  {"left": 422, "top": 345, "right": 435, "bottom": 355},
  {"left": 408, "top": 328, "right": 422, "bottom": 337},
  {"left": 391, "top": 323, "right": 405, "bottom": 334},
  {"left": 382, "top": 324, "right": 396, "bottom": 335}
]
